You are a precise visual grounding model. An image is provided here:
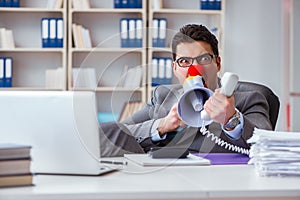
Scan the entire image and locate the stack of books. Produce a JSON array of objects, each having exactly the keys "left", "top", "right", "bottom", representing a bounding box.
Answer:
[
  {"left": 0, "top": 0, "right": 20, "bottom": 7},
  {"left": 151, "top": 57, "right": 172, "bottom": 86},
  {"left": 120, "top": 18, "right": 143, "bottom": 48},
  {"left": 41, "top": 18, "right": 64, "bottom": 48},
  {"left": 71, "top": 0, "right": 90, "bottom": 9},
  {"left": 114, "top": 0, "right": 142, "bottom": 8},
  {"left": 72, "top": 67, "right": 97, "bottom": 88},
  {"left": 0, "top": 57, "right": 13, "bottom": 87},
  {"left": 0, "top": 143, "right": 33, "bottom": 187},
  {"left": 72, "top": 23, "right": 92, "bottom": 48},
  {"left": 46, "top": 0, "right": 63, "bottom": 9},
  {"left": 45, "top": 67, "right": 65, "bottom": 89},
  {"left": 152, "top": 18, "right": 167, "bottom": 47},
  {"left": 0, "top": 27, "right": 15, "bottom": 49},
  {"left": 247, "top": 128, "right": 300, "bottom": 177},
  {"left": 200, "top": 0, "right": 222, "bottom": 10},
  {"left": 152, "top": 0, "right": 163, "bottom": 10},
  {"left": 118, "top": 65, "right": 143, "bottom": 89}
]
